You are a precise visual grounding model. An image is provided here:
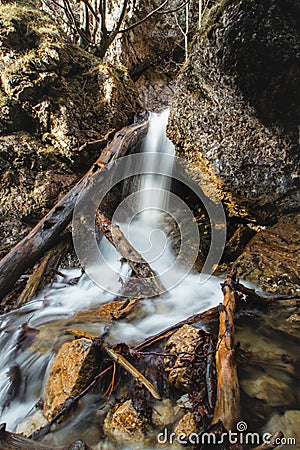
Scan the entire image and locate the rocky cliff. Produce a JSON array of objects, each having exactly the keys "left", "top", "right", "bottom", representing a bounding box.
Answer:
[
  {"left": 0, "top": 0, "right": 141, "bottom": 255},
  {"left": 168, "top": 0, "right": 300, "bottom": 224}
]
